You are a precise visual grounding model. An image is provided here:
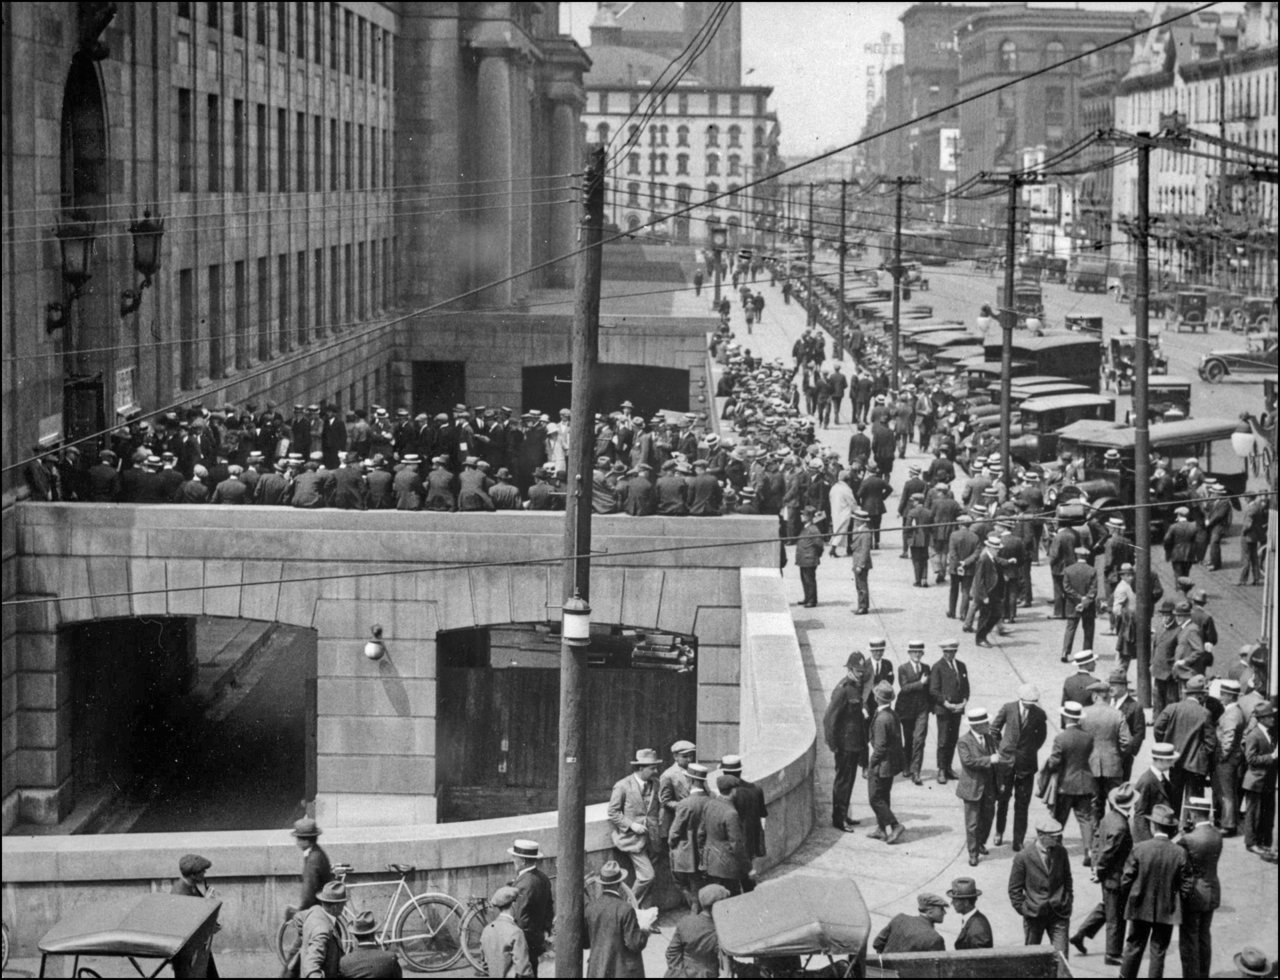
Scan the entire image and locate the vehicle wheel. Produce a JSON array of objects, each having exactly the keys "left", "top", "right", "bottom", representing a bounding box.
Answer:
[
  {"left": 460, "top": 903, "right": 499, "bottom": 973},
  {"left": 1202, "top": 360, "right": 1226, "bottom": 383},
  {"left": 392, "top": 893, "right": 466, "bottom": 972}
]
